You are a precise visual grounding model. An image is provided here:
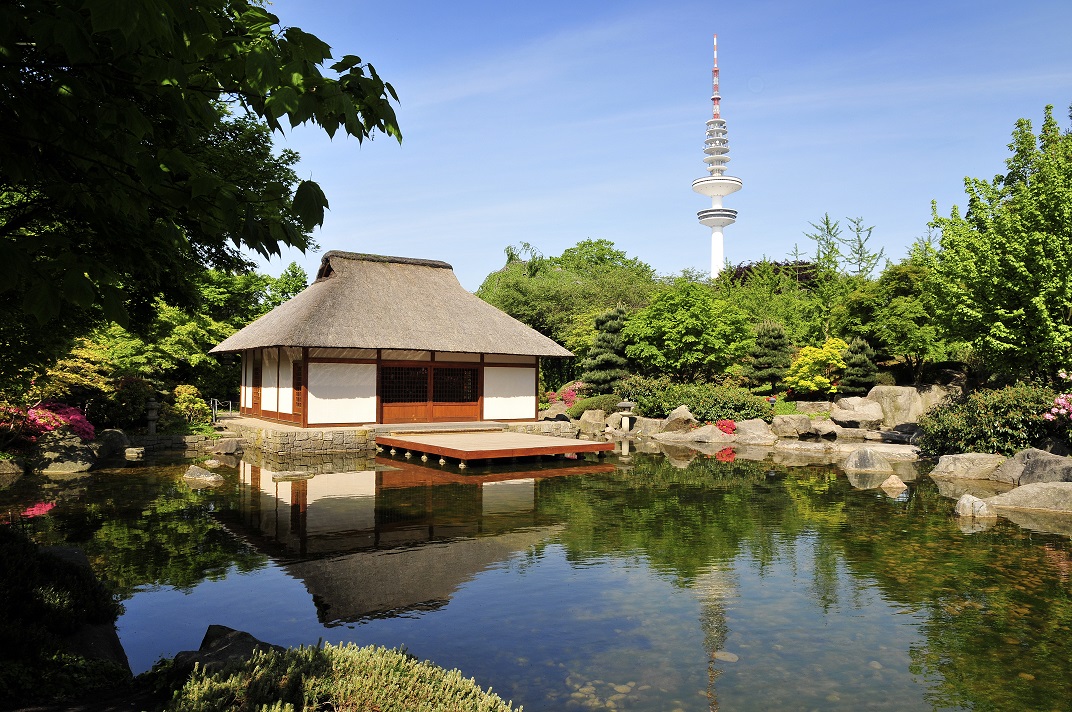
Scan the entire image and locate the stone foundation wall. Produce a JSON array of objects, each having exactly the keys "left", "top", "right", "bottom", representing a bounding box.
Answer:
[
  {"left": 240, "top": 448, "right": 377, "bottom": 476},
  {"left": 227, "top": 421, "right": 377, "bottom": 457},
  {"left": 130, "top": 434, "right": 219, "bottom": 459},
  {"left": 506, "top": 421, "right": 580, "bottom": 438}
]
